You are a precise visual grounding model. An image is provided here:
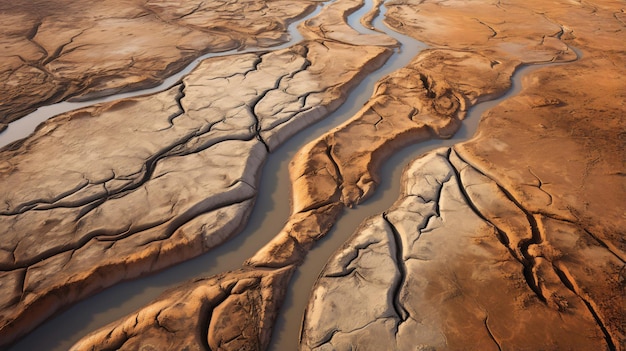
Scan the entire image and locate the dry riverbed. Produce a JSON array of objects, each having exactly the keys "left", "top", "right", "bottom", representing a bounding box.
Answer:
[{"left": 1, "top": 0, "right": 624, "bottom": 350}]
